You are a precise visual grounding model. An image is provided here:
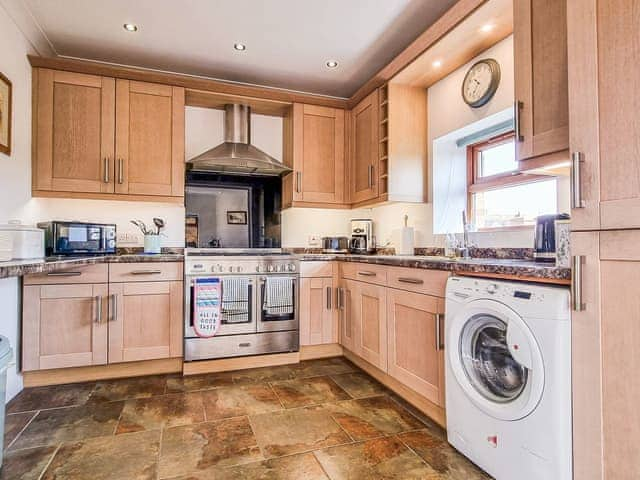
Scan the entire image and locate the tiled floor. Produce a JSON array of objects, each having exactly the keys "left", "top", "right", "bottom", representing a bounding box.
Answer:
[{"left": 2, "top": 357, "right": 491, "bottom": 479}]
